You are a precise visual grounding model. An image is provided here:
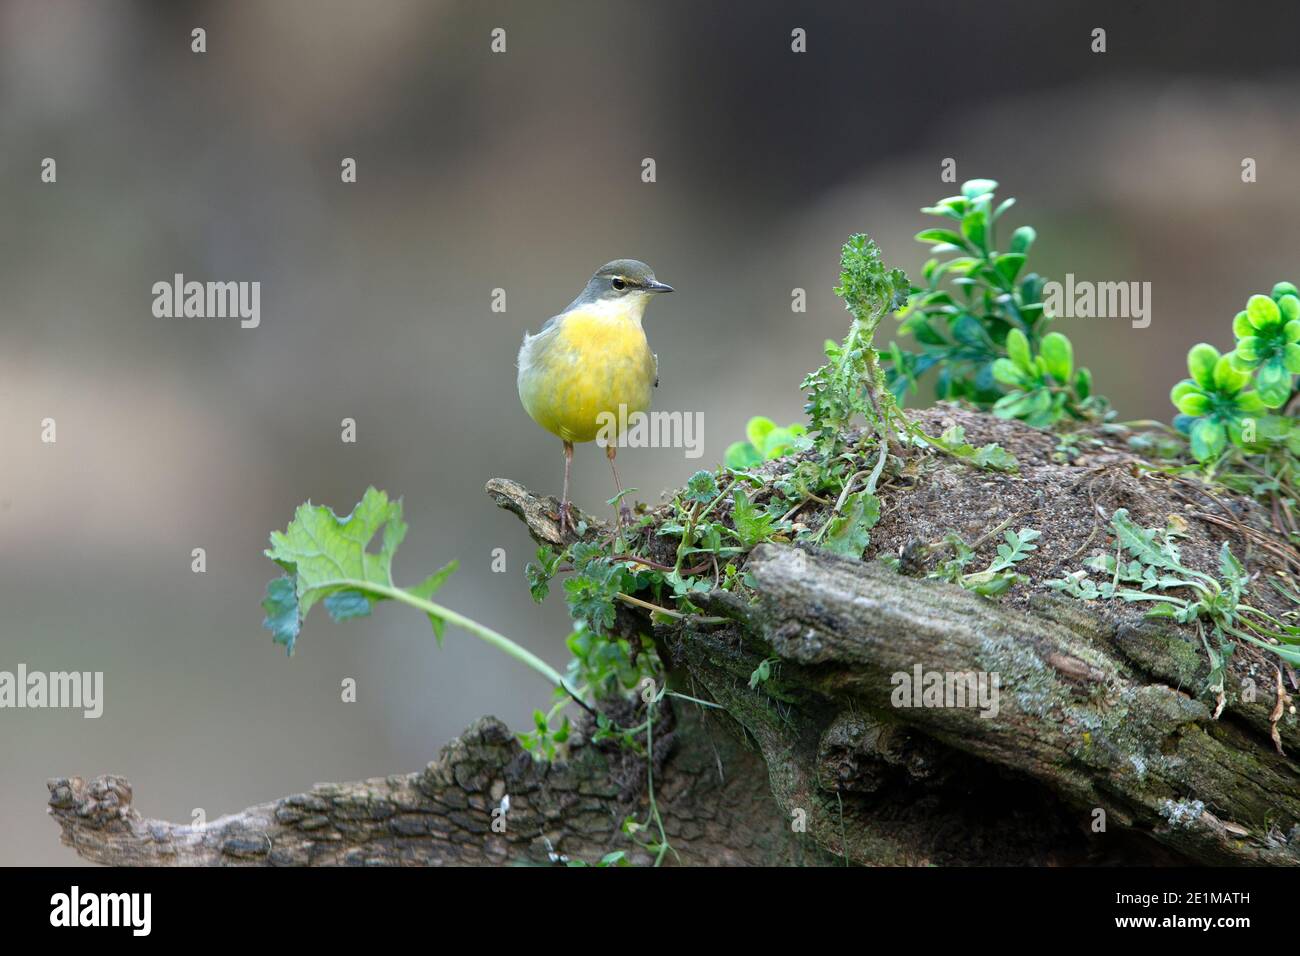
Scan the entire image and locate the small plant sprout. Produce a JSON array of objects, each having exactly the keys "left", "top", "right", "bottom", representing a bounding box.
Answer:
[{"left": 929, "top": 527, "right": 1040, "bottom": 598}]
